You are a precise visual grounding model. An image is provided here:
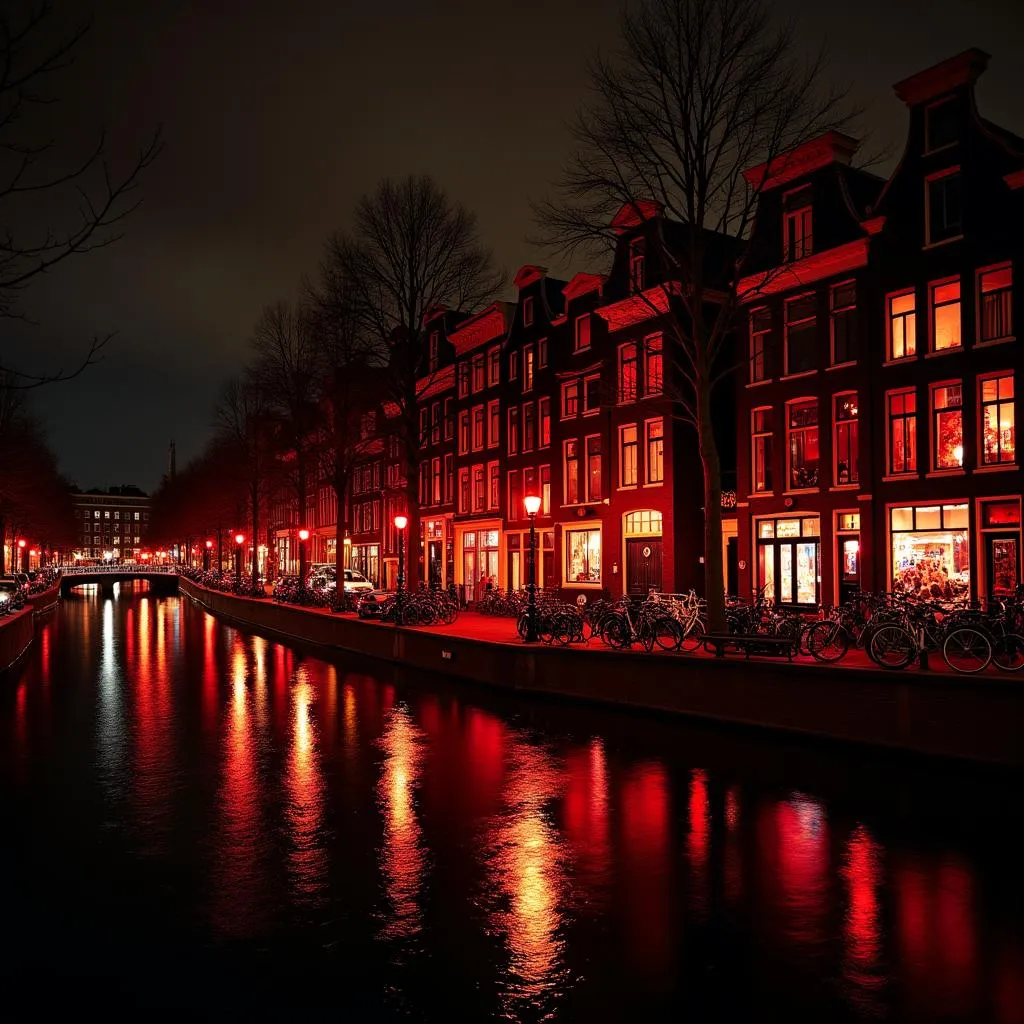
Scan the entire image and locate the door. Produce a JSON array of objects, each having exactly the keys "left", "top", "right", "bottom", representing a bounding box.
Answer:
[
  {"left": 838, "top": 536, "right": 860, "bottom": 604},
  {"left": 428, "top": 541, "right": 442, "bottom": 589},
  {"left": 626, "top": 538, "right": 663, "bottom": 595},
  {"left": 726, "top": 536, "right": 738, "bottom": 597},
  {"left": 760, "top": 540, "right": 820, "bottom": 606},
  {"left": 986, "top": 534, "right": 1020, "bottom": 602},
  {"left": 463, "top": 550, "right": 476, "bottom": 605},
  {"left": 508, "top": 551, "right": 521, "bottom": 592}
]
